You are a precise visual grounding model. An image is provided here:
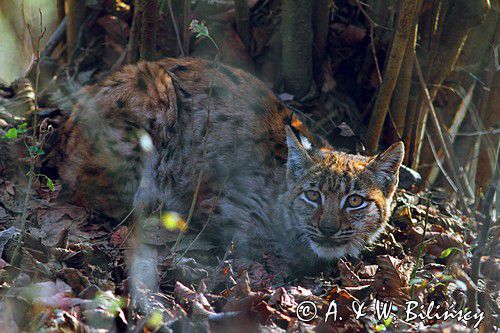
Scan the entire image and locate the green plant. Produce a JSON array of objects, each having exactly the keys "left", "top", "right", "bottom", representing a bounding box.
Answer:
[{"left": 3, "top": 122, "right": 28, "bottom": 139}]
